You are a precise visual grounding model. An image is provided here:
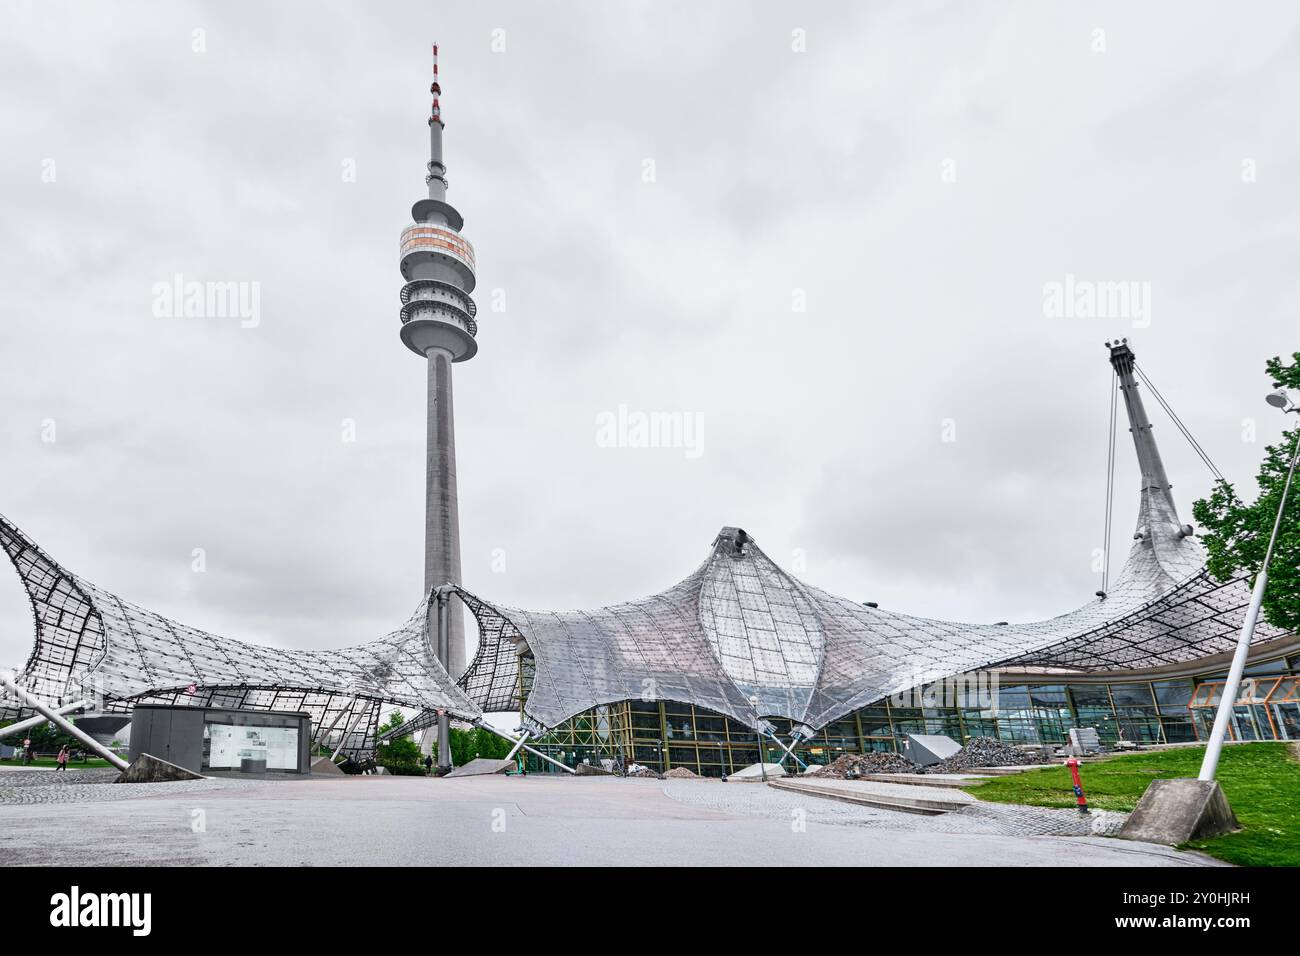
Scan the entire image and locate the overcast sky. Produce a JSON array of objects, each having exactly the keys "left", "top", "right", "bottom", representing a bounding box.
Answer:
[{"left": 1, "top": 1, "right": 1297, "bottom": 682}]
